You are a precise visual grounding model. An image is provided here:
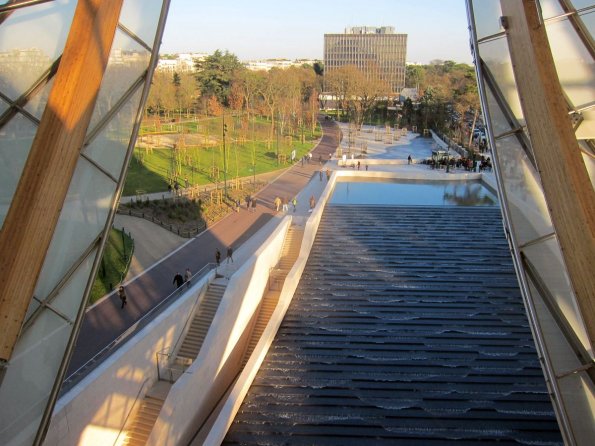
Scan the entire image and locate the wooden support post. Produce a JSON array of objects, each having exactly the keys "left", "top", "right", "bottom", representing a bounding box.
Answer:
[
  {"left": 0, "top": 0, "right": 124, "bottom": 361},
  {"left": 501, "top": 0, "right": 595, "bottom": 346}
]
